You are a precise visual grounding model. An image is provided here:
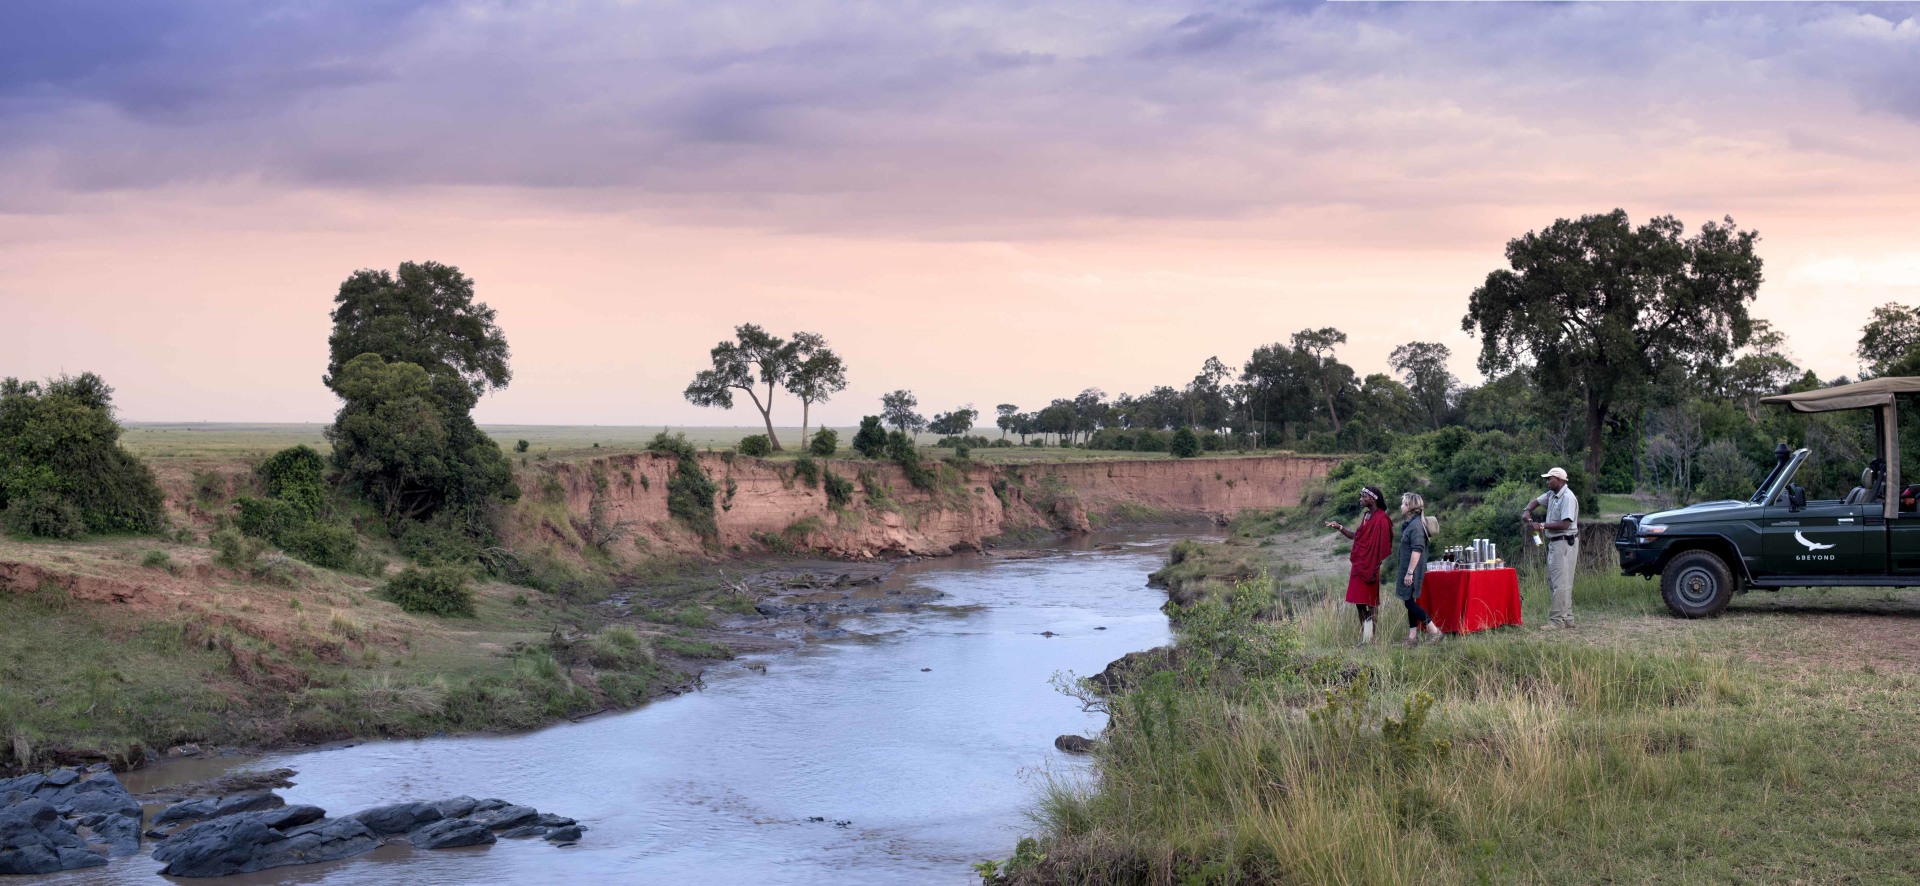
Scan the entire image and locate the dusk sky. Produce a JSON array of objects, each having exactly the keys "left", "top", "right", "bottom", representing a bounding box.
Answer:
[{"left": 5, "top": 1, "right": 1920, "bottom": 426}]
